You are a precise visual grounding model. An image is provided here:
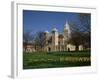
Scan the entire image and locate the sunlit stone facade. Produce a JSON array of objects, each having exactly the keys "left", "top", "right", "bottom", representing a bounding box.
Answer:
[{"left": 24, "top": 21, "right": 83, "bottom": 52}]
